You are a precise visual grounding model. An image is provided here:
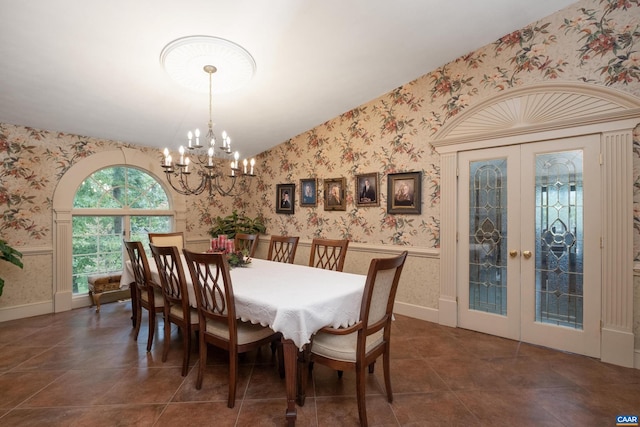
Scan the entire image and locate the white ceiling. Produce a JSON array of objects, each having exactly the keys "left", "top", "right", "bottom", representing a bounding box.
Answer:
[{"left": 0, "top": 0, "right": 576, "bottom": 158}]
